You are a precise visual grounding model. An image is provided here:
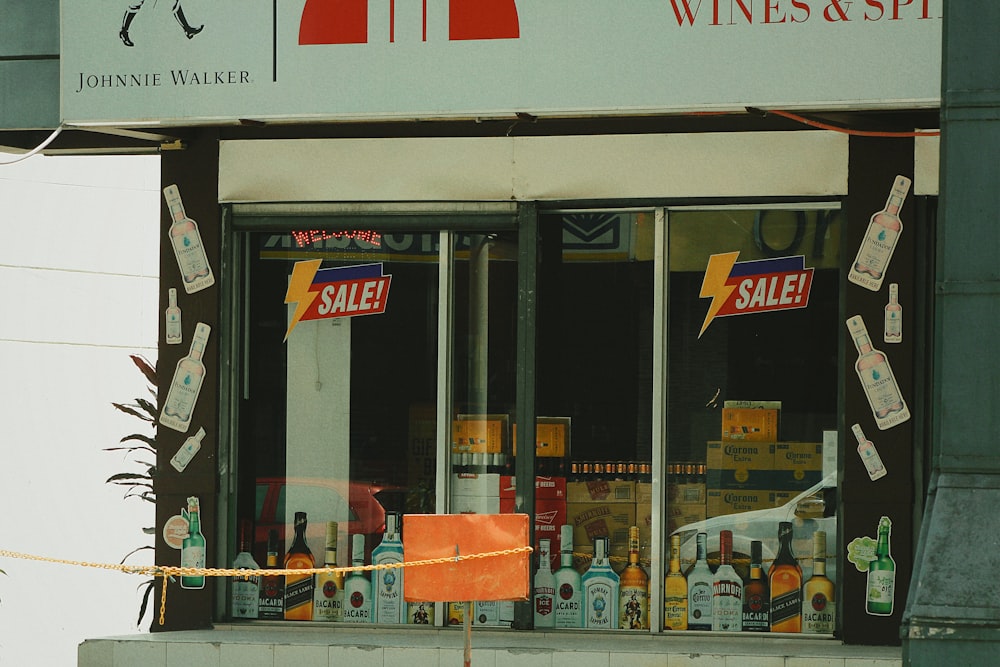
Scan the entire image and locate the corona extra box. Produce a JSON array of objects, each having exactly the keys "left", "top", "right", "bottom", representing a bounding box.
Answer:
[{"left": 706, "top": 488, "right": 795, "bottom": 518}]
